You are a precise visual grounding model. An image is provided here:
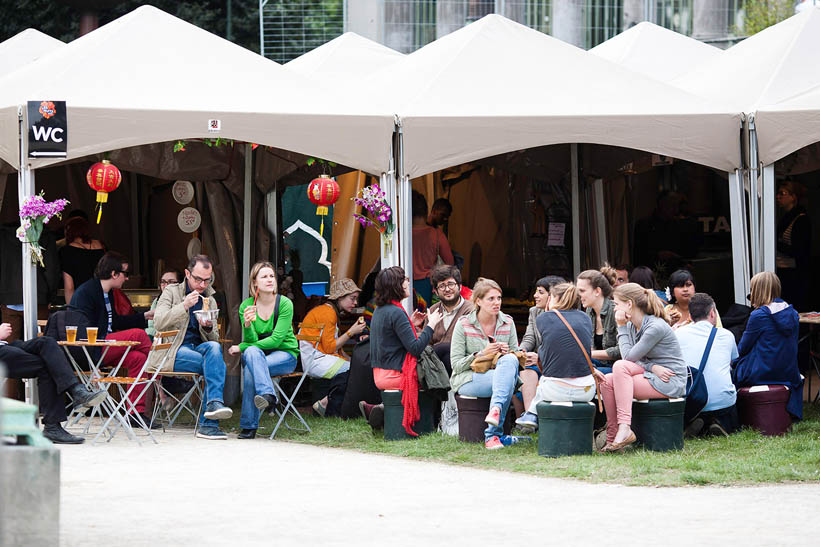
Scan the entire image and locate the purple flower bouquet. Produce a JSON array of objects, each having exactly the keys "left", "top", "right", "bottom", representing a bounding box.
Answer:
[
  {"left": 352, "top": 183, "right": 395, "bottom": 253},
  {"left": 17, "top": 192, "right": 69, "bottom": 266}
]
